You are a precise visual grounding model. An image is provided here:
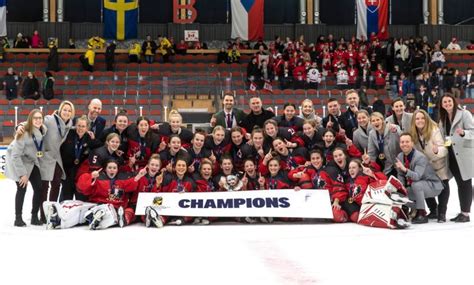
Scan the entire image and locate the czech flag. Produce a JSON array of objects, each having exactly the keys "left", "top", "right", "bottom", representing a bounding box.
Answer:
[
  {"left": 103, "top": 0, "right": 138, "bottom": 40},
  {"left": 231, "top": 0, "right": 264, "bottom": 41},
  {"left": 356, "top": 0, "right": 388, "bottom": 40}
]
